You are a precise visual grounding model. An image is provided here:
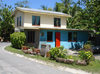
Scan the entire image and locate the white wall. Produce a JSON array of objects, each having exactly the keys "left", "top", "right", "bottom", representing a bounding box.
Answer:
[
  {"left": 16, "top": 12, "right": 67, "bottom": 28},
  {"left": 61, "top": 17, "right": 67, "bottom": 28},
  {"left": 15, "top": 11, "right": 24, "bottom": 32},
  {"left": 41, "top": 15, "right": 54, "bottom": 28},
  {"left": 15, "top": 11, "right": 24, "bottom": 27}
]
